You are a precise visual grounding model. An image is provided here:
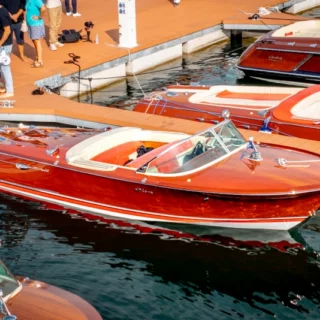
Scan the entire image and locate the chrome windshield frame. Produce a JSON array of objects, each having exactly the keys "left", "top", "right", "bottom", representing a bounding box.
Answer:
[{"left": 137, "top": 119, "right": 247, "bottom": 174}]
